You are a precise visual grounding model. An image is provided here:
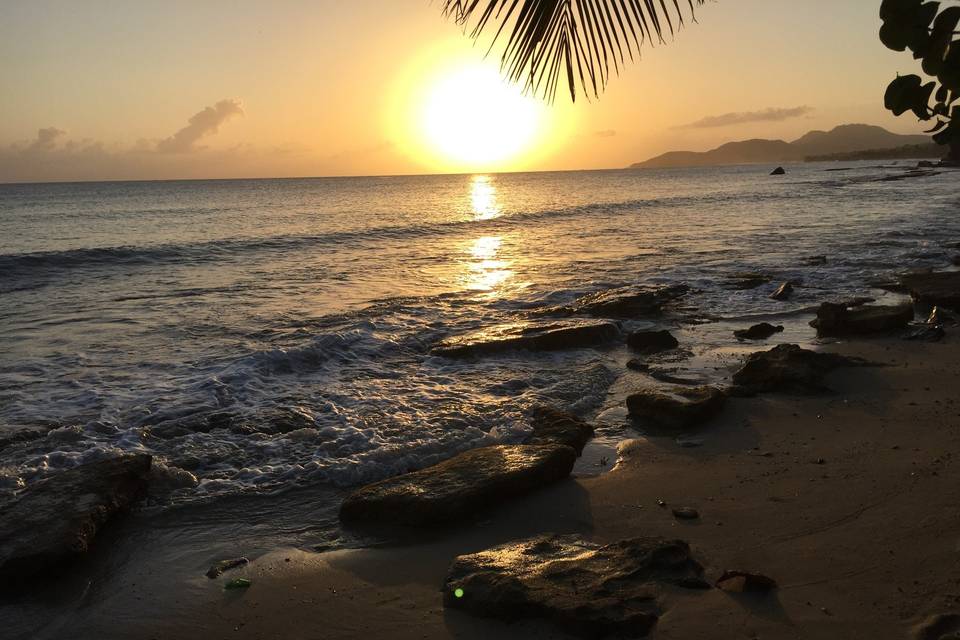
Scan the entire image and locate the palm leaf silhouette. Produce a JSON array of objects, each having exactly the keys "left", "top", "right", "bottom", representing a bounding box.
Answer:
[{"left": 442, "top": 0, "right": 706, "bottom": 102}]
